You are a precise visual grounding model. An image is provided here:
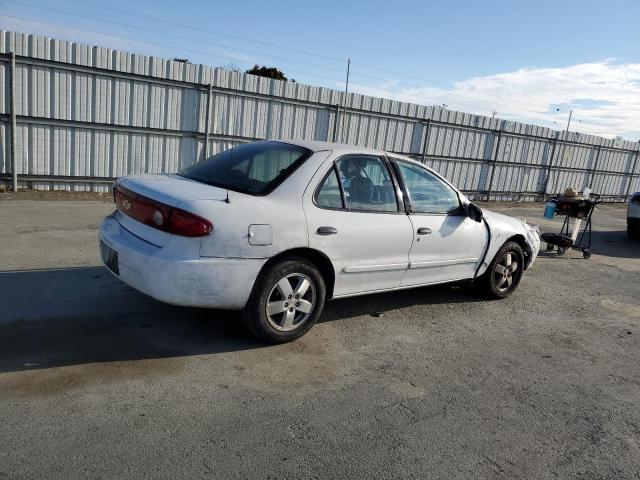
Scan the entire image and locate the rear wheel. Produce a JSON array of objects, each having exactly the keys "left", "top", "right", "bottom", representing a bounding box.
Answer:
[
  {"left": 478, "top": 241, "right": 524, "bottom": 299},
  {"left": 242, "top": 257, "right": 326, "bottom": 343}
]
